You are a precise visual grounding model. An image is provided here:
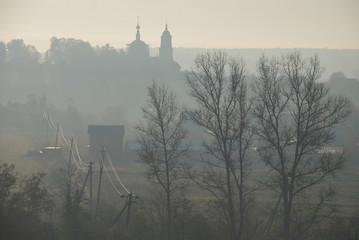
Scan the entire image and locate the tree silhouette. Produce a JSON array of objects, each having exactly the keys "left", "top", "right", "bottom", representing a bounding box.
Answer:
[
  {"left": 6, "top": 39, "right": 39, "bottom": 64},
  {"left": 136, "top": 81, "right": 188, "bottom": 240},
  {"left": 45, "top": 37, "right": 97, "bottom": 65},
  {"left": 186, "top": 51, "right": 255, "bottom": 240},
  {"left": 252, "top": 52, "right": 351, "bottom": 240},
  {"left": 0, "top": 42, "right": 6, "bottom": 64}
]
